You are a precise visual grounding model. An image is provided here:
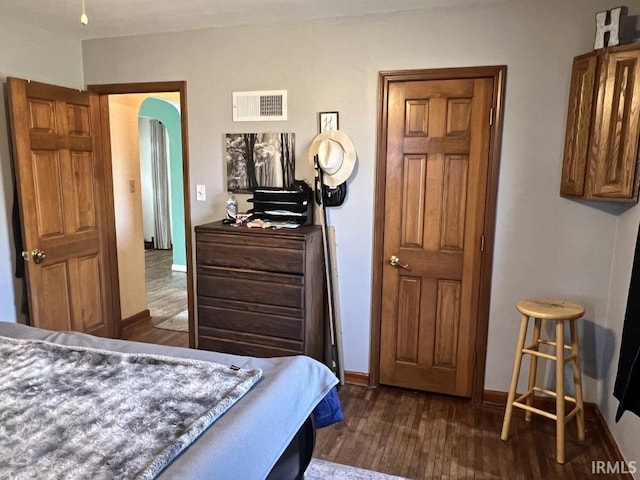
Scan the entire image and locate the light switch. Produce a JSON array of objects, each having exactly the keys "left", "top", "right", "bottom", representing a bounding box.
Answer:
[{"left": 196, "top": 184, "right": 206, "bottom": 201}]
